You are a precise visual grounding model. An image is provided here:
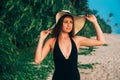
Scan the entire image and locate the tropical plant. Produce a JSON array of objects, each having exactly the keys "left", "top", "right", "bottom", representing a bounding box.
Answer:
[{"left": 0, "top": 0, "right": 112, "bottom": 79}]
